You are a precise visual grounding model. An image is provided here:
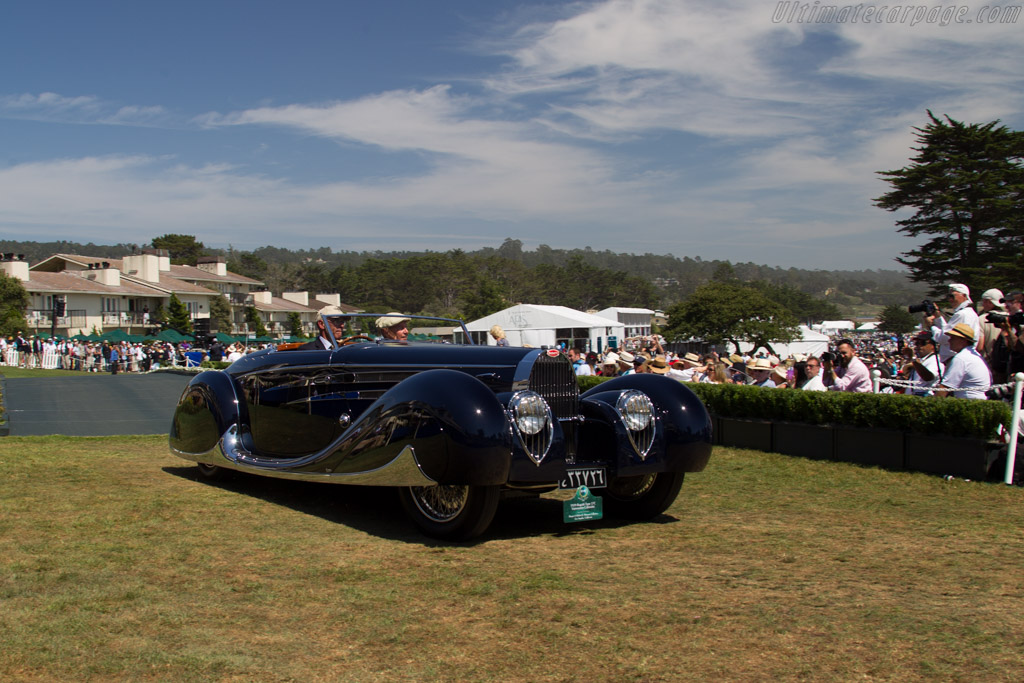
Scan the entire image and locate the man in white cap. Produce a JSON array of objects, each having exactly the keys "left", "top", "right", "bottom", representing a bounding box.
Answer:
[
  {"left": 976, "top": 288, "right": 1005, "bottom": 369},
  {"left": 299, "top": 305, "right": 350, "bottom": 350},
  {"left": 924, "top": 283, "right": 980, "bottom": 363},
  {"left": 935, "top": 323, "right": 991, "bottom": 399},
  {"left": 376, "top": 313, "right": 410, "bottom": 341}
]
